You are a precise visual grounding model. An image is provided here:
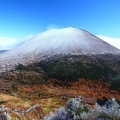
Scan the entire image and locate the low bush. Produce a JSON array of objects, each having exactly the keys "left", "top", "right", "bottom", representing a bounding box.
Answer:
[{"left": 43, "top": 97, "right": 120, "bottom": 120}]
